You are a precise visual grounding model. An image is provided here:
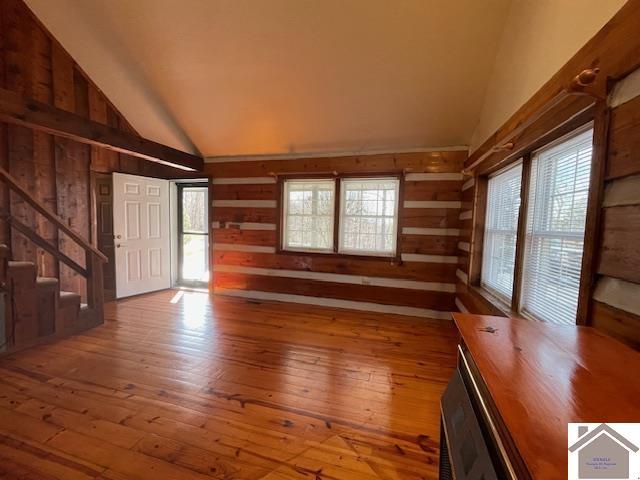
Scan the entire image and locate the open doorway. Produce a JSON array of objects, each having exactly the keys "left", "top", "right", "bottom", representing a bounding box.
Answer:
[{"left": 176, "top": 182, "right": 209, "bottom": 287}]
